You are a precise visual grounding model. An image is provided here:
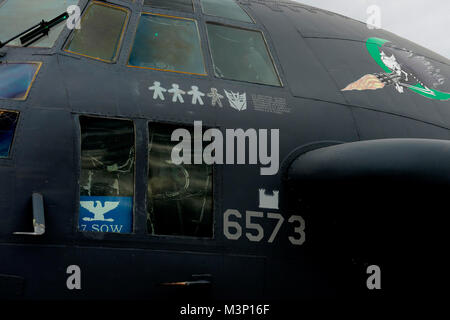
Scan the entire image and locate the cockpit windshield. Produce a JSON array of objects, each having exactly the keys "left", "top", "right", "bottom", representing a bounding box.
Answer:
[
  {"left": 65, "top": 1, "right": 129, "bottom": 62},
  {"left": 143, "top": 0, "right": 194, "bottom": 13},
  {"left": 201, "top": 0, "right": 253, "bottom": 23},
  {"left": 206, "top": 23, "right": 281, "bottom": 86},
  {"left": 128, "top": 13, "right": 206, "bottom": 75}
]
